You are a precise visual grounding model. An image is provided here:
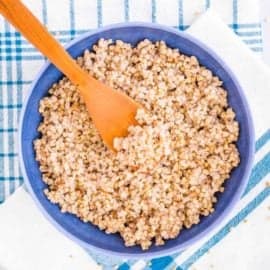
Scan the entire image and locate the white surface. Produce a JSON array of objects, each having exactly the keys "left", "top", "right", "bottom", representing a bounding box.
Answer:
[
  {"left": 260, "top": 0, "right": 270, "bottom": 65},
  {"left": 0, "top": 188, "right": 101, "bottom": 270},
  {"left": 0, "top": 9, "right": 270, "bottom": 270},
  {"left": 187, "top": 10, "right": 270, "bottom": 136},
  {"left": 193, "top": 190, "right": 270, "bottom": 270}
]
